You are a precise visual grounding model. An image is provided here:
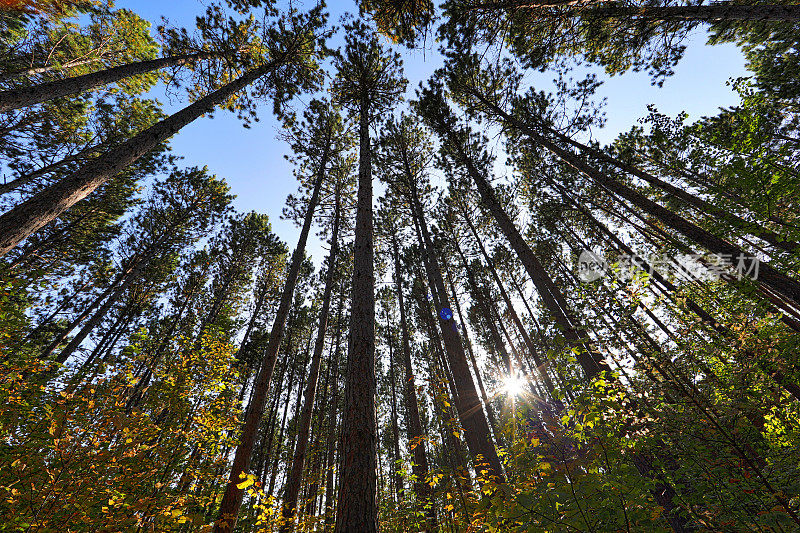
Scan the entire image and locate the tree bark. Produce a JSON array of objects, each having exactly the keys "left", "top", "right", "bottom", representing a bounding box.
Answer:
[
  {"left": 0, "top": 138, "right": 113, "bottom": 196},
  {"left": 541, "top": 122, "right": 799, "bottom": 254},
  {"left": 385, "top": 318, "right": 405, "bottom": 501},
  {"left": 474, "top": 1, "right": 800, "bottom": 22},
  {"left": 406, "top": 182, "right": 505, "bottom": 483},
  {"left": 334, "top": 96, "right": 379, "bottom": 533},
  {"left": 268, "top": 344, "right": 299, "bottom": 498},
  {"left": 39, "top": 242, "right": 157, "bottom": 361},
  {"left": 279, "top": 191, "right": 341, "bottom": 532},
  {"left": 451, "top": 150, "right": 608, "bottom": 377},
  {"left": 214, "top": 141, "right": 330, "bottom": 533},
  {"left": 442, "top": 258, "right": 502, "bottom": 440},
  {"left": 0, "top": 56, "right": 105, "bottom": 83},
  {"left": 586, "top": 4, "right": 800, "bottom": 22},
  {"left": 451, "top": 235, "right": 513, "bottom": 374},
  {"left": 0, "top": 50, "right": 295, "bottom": 257},
  {"left": 323, "top": 282, "right": 345, "bottom": 531},
  {"left": 391, "top": 237, "right": 436, "bottom": 529},
  {"left": 461, "top": 208, "right": 558, "bottom": 397},
  {"left": 51, "top": 263, "right": 141, "bottom": 366},
  {"left": 0, "top": 51, "right": 220, "bottom": 112},
  {"left": 472, "top": 95, "right": 800, "bottom": 308},
  {"left": 557, "top": 181, "right": 800, "bottom": 402}
]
